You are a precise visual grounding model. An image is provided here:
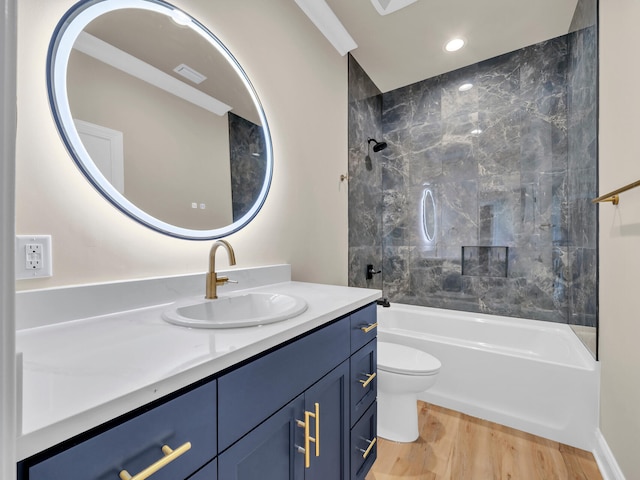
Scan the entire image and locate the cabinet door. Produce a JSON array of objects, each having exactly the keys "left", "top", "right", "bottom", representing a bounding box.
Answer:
[
  {"left": 218, "top": 395, "right": 305, "bottom": 480},
  {"left": 304, "top": 360, "right": 350, "bottom": 480}
]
